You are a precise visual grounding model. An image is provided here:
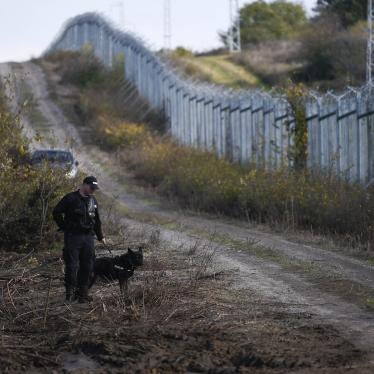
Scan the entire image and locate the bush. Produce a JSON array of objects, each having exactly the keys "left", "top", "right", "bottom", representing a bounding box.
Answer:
[
  {"left": 330, "top": 21, "right": 366, "bottom": 85},
  {"left": 98, "top": 117, "right": 149, "bottom": 149},
  {"left": 0, "top": 83, "right": 78, "bottom": 251},
  {"left": 171, "top": 47, "right": 194, "bottom": 58},
  {"left": 231, "top": 40, "right": 303, "bottom": 87},
  {"left": 299, "top": 15, "right": 366, "bottom": 87},
  {"left": 45, "top": 49, "right": 105, "bottom": 88}
]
